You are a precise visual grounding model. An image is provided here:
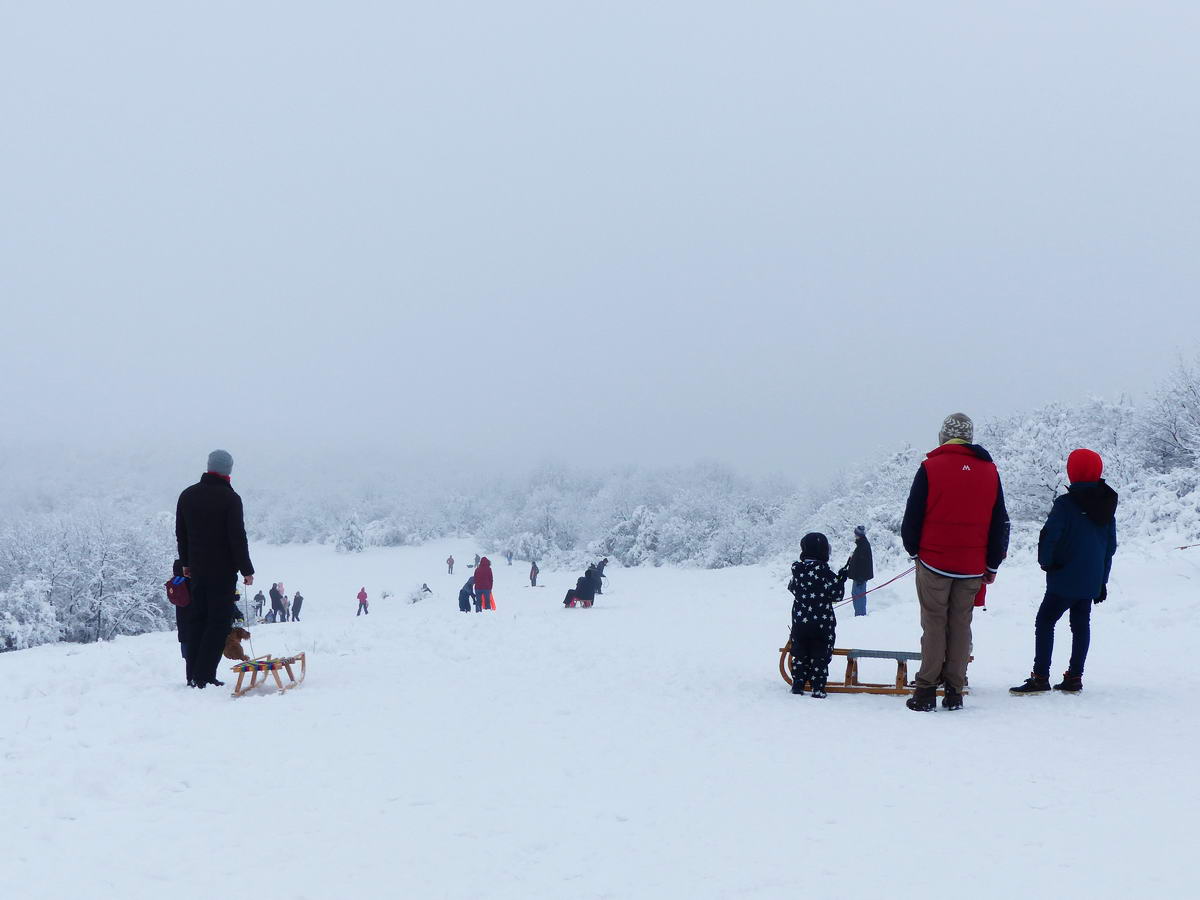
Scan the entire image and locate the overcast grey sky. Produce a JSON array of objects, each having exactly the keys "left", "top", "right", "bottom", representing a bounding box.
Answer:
[{"left": 2, "top": 2, "right": 1197, "bottom": 480}]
